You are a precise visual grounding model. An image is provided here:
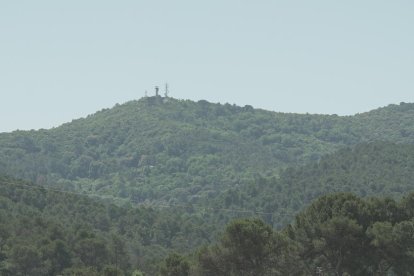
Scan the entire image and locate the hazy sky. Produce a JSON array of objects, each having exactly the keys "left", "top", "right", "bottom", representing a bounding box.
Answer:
[{"left": 1, "top": 1, "right": 413, "bottom": 133}]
